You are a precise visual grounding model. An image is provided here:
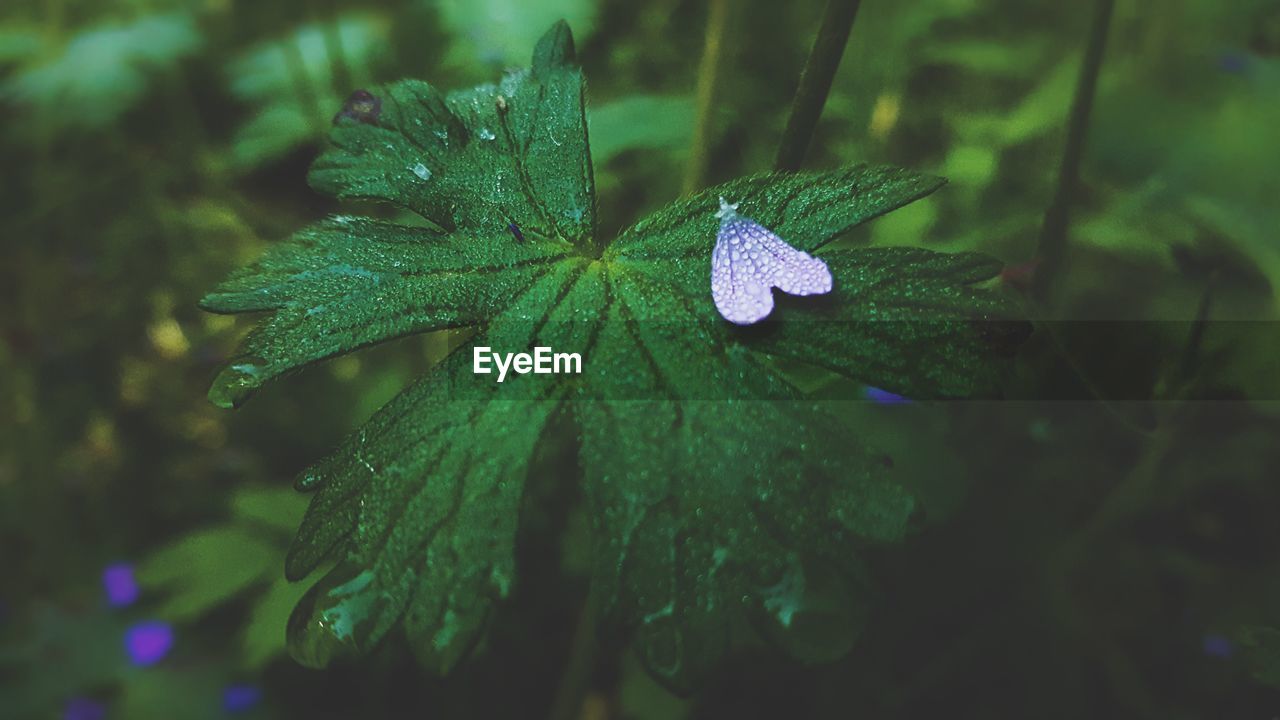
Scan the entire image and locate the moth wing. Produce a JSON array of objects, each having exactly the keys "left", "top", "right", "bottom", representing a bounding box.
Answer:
[
  {"left": 755, "top": 229, "right": 833, "bottom": 297},
  {"left": 711, "top": 221, "right": 775, "bottom": 325}
]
